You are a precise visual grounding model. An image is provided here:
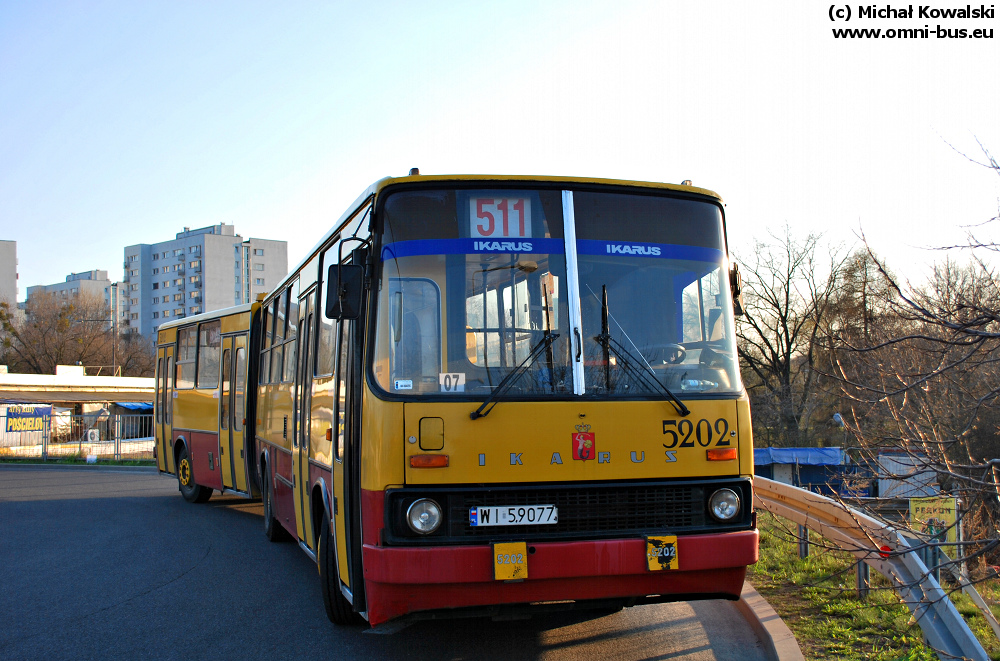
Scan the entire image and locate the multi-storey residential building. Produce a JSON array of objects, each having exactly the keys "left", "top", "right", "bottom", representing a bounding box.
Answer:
[
  {"left": 123, "top": 224, "right": 287, "bottom": 337},
  {"left": 24, "top": 271, "right": 125, "bottom": 332},
  {"left": 26, "top": 270, "right": 113, "bottom": 304},
  {"left": 0, "top": 241, "right": 17, "bottom": 304}
]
